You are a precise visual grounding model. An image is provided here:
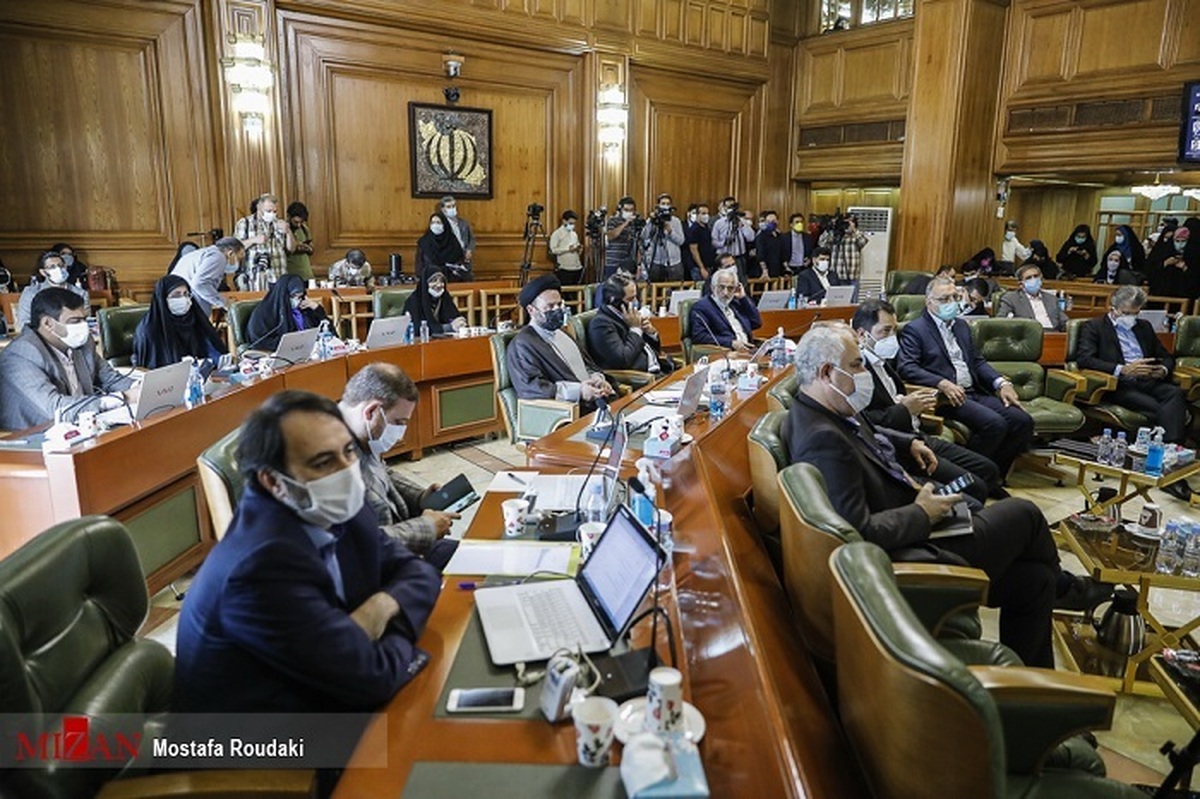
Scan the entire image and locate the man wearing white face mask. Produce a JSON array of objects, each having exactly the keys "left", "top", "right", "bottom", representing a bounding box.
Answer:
[
  {"left": 234, "top": 192, "right": 295, "bottom": 281},
  {"left": 0, "top": 287, "right": 137, "bottom": 429},
  {"left": 783, "top": 325, "right": 1111, "bottom": 668},
  {"left": 174, "top": 390, "right": 441, "bottom": 715},
  {"left": 338, "top": 364, "right": 460, "bottom": 568},
  {"left": 440, "top": 195, "right": 476, "bottom": 267},
  {"left": 549, "top": 210, "right": 583, "bottom": 284},
  {"left": 794, "top": 246, "right": 847, "bottom": 304},
  {"left": 16, "top": 251, "right": 89, "bottom": 330}
]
